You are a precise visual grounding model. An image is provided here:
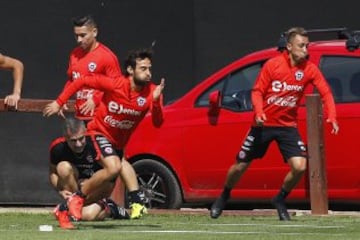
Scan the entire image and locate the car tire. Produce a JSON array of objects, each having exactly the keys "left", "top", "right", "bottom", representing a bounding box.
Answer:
[{"left": 132, "top": 159, "right": 182, "bottom": 209}]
